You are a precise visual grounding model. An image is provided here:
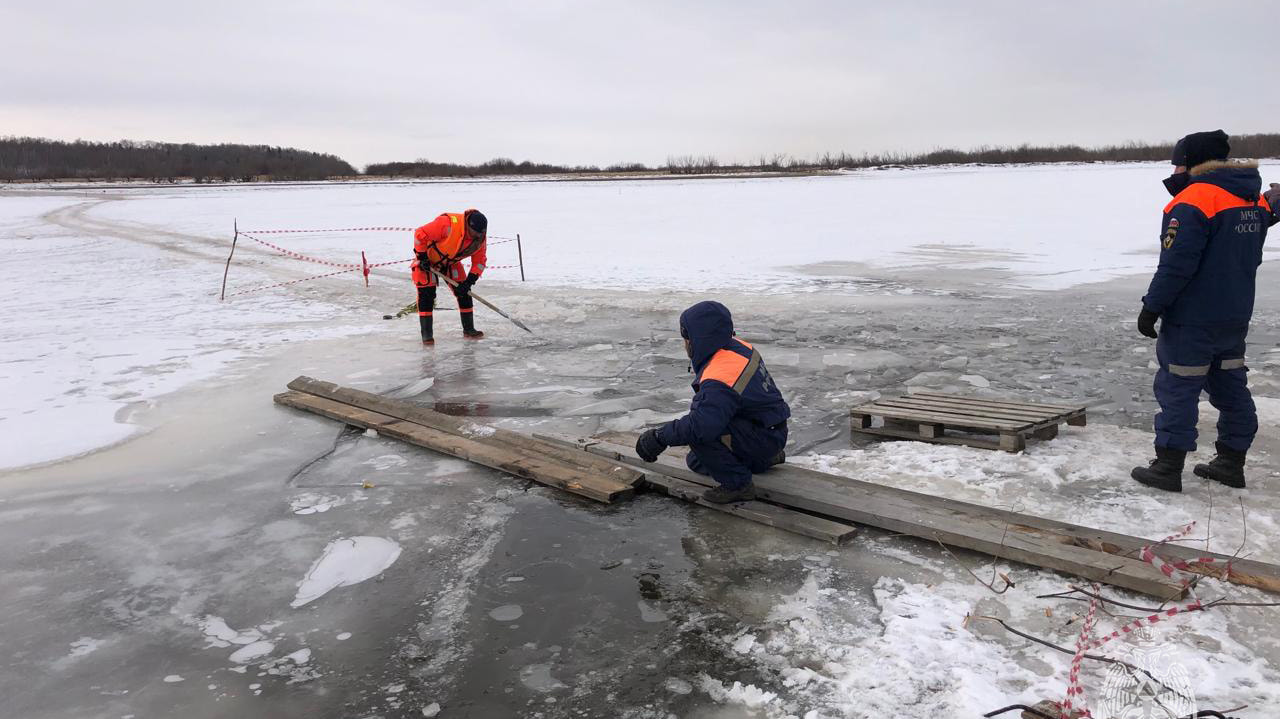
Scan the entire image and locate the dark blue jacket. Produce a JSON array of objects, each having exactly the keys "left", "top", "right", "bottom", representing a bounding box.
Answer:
[
  {"left": 1142, "top": 161, "right": 1274, "bottom": 326},
  {"left": 656, "top": 301, "right": 790, "bottom": 447}
]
